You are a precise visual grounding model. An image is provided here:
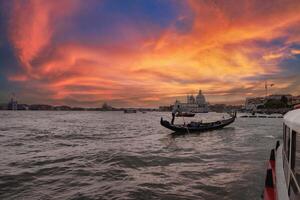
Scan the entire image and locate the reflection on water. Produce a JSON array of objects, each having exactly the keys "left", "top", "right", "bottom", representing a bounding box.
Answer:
[{"left": 0, "top": 111, "right": 282, "bottom": 199}]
